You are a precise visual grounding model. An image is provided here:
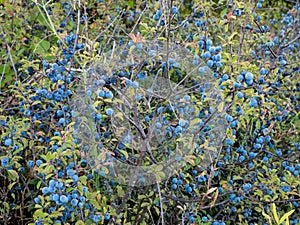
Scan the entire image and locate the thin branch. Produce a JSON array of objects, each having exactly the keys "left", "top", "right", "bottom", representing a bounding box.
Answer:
[
  {"left": 253, "top": 19, "right": 278, "bottom": 58},
  {"left": 280, "top": 35, "right": 300, "bottom": 49},
  {"left": 237, "top": 20, "right": 247, "bottom": 62},
  {"left": 83, "top": 0, "right": 89, "bottom": 39},
  {"left": 156, "top": 181, "right": 165, "bottom": 225},
  {"left": 91, "top": 9, "right": 125, "bottom": 52},
  {"left": 147, "top": 207, "right": 156, "bottom": 225},
  {"left": 73, "top": 0, "right": 81, "bottom": 53},
  {"left": 170, "top": 5, "right": 203, "bottom": 31},
  {"left": 130, "top": 2, "right": 149, "bottom": 34}
]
